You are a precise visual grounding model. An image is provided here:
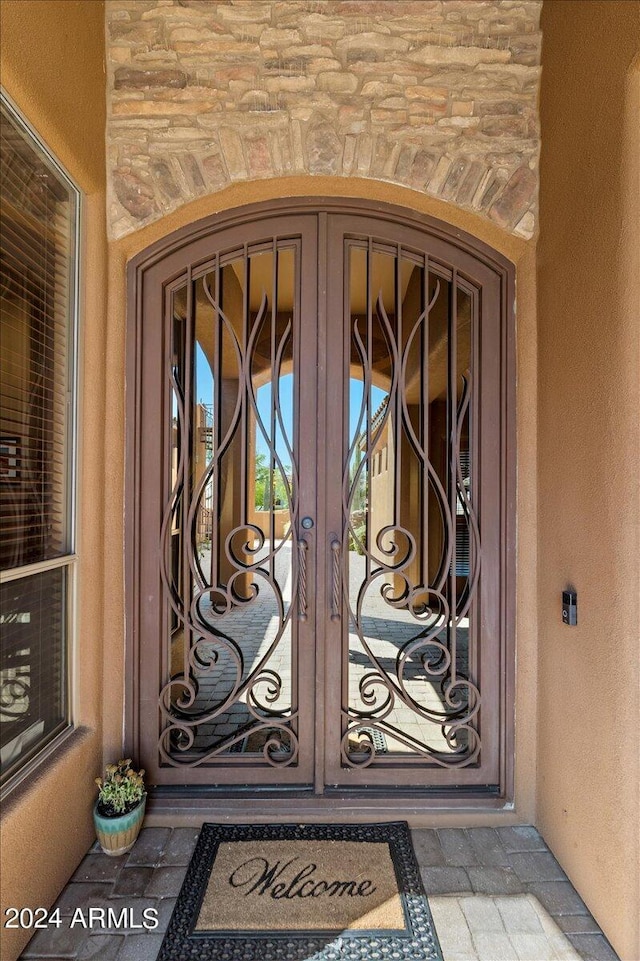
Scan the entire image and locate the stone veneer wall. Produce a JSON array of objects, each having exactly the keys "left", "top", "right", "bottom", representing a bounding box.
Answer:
[{"left": 106, "top": 0, "right": 541, "bottom": 240}]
